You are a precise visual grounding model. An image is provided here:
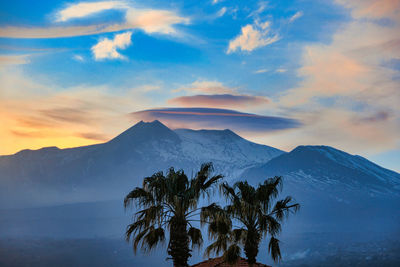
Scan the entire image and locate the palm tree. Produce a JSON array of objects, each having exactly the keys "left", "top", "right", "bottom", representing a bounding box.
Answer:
[
  {"left": 124, "top": 163, "right": 223, "bottom": 267},
  {"left": 203, "top": 177, "right": 299, "bottom": 265}
]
